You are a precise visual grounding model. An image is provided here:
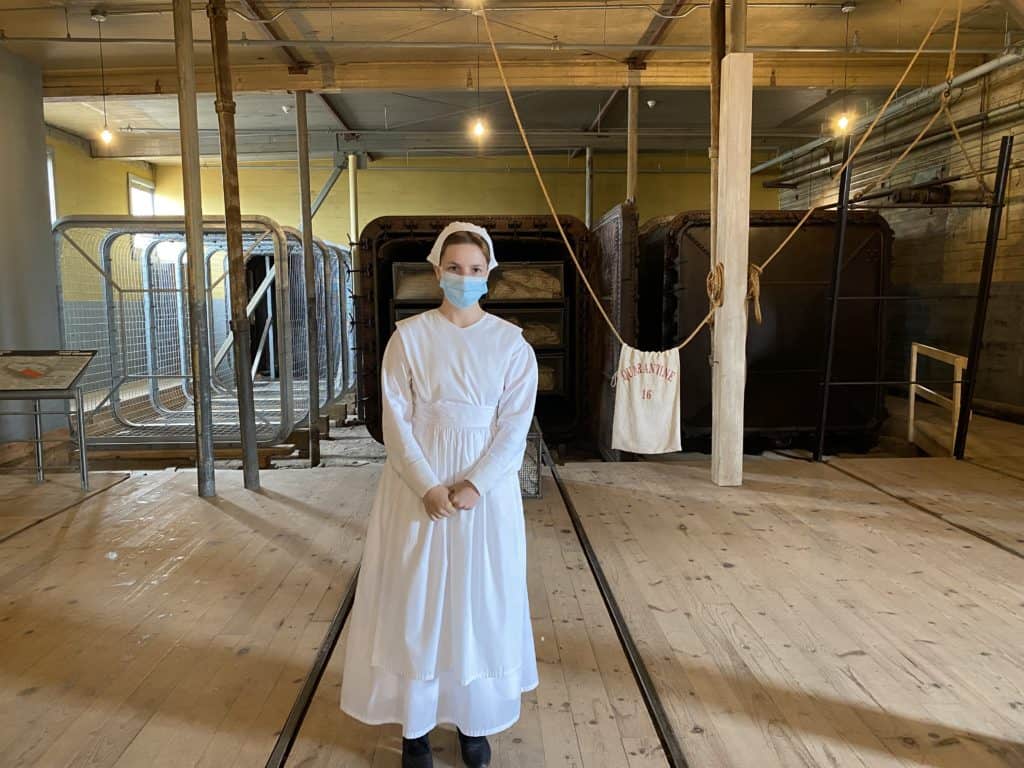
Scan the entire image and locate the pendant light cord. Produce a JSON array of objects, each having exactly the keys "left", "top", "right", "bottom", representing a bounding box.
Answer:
[{"left": 97, "top": 20, "right": 109, "bottom": 129}]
